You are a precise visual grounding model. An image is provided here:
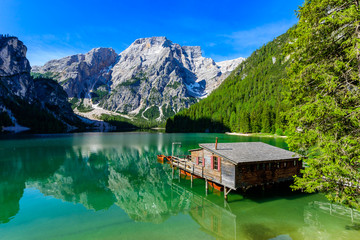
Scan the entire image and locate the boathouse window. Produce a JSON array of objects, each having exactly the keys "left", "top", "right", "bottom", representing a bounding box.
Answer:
[
  {"left": 294, "top": 160, "right": 297, "bottom": 166},
  {"left": 213, "top": 156, "right": 218, "bottom": 170},
  {"left": 197, "top": 157, "right": 203, "bottom": 165},
  {"left": 284, "top": 162, "right": 287, "bottom": 168}
]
